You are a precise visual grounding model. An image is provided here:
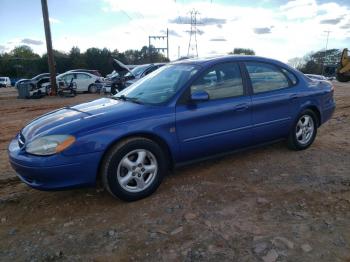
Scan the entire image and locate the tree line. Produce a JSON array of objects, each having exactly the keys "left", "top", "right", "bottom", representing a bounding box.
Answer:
[
  {"left": 1, "top": 45, "right": 340, "bottom": 79},
  {"left": 0, "top": 45, "right": 169, "bottom": 78},
  {"left": 288, "top": 49, "right": 341, "bottom": 76}
]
